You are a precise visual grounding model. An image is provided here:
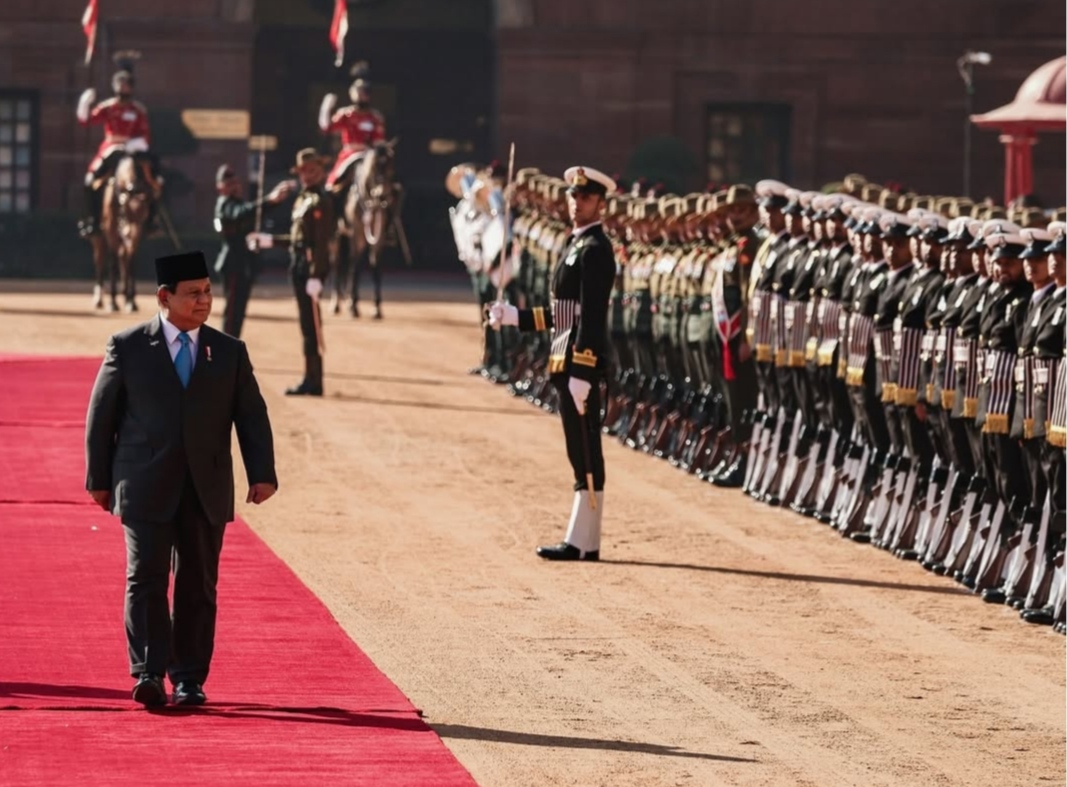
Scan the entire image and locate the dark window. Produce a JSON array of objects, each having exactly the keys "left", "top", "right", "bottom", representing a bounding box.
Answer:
[
  {"left": 0, "top": 93, "right": 37, "bottom": 214},
  {"left": 705, "top": 104, "right": 792, "bottom": 186}
]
